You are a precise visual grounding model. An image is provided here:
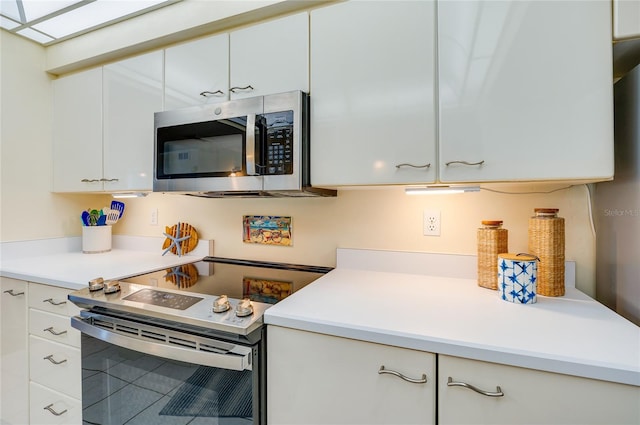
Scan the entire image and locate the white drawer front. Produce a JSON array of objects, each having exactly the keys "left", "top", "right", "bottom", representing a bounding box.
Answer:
[
  {"left": 29, "top": 283, "right": 81, "bottom": 317},
  {"left": 29, "top": 309, "right": 81, "bottom": 348},
  {"left": 30, "top": 381, "right": 81, "bottom": 425},
  {"left": 29, "top": 335, "right": 81, "bottom": 399}
]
